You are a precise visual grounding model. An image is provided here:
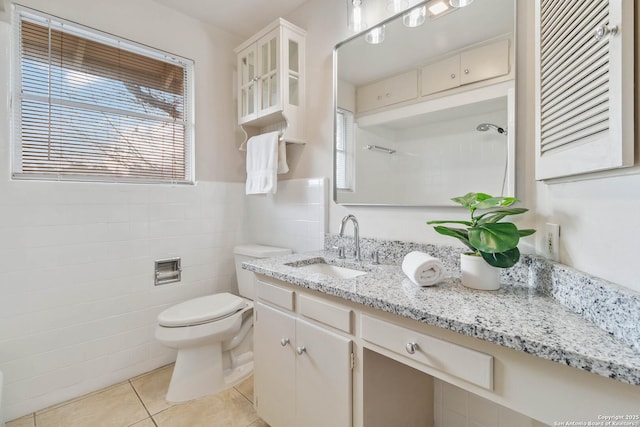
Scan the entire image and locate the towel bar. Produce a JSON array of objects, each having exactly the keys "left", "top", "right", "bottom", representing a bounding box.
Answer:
[{"left": 366, "top": 144, "right": 396, "bottom": 154}]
